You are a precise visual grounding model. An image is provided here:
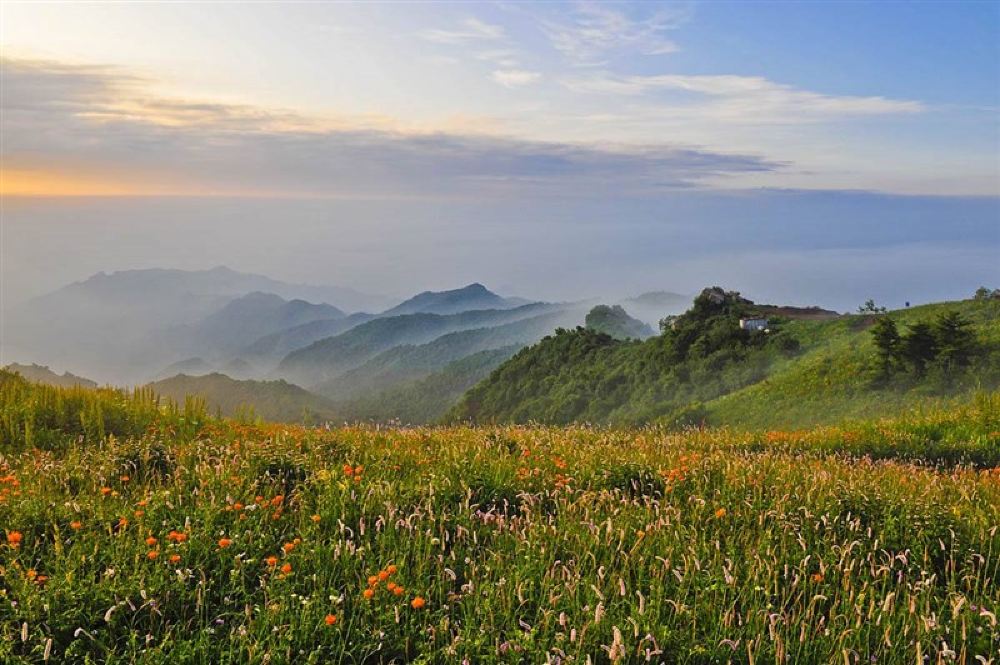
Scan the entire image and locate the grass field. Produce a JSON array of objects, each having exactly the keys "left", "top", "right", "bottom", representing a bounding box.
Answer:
[{"left": 0, "top": 371, "right": 998, "bottom": 663}]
